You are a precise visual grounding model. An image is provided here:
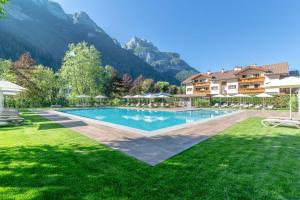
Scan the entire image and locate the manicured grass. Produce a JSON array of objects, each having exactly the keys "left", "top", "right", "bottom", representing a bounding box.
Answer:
[{"left": 0, "top": 111, "right": 300, "bottom": 200}]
